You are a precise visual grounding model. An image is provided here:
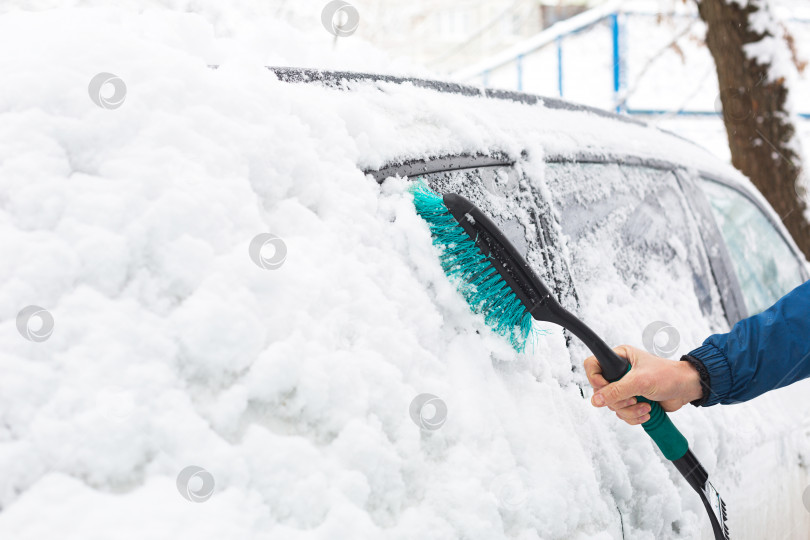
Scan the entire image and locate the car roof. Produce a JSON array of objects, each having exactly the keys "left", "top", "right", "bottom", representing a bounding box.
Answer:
[
  {"left": 264, "top": 66, "right": 735, "bottom": 179},
  {"left": 267, "top": 67, "right": 644, "bottom": 125}
]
